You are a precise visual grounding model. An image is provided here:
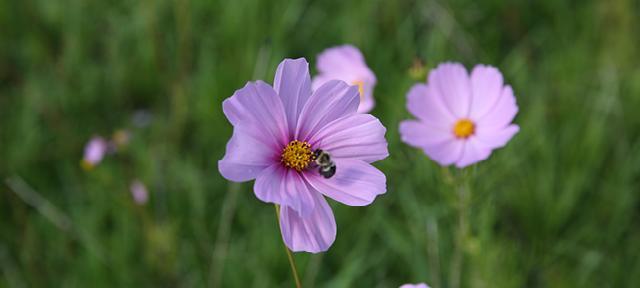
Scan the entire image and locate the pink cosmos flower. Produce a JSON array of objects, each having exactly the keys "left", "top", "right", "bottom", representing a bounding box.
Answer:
[
  {"left": 399, "top": 284, "right": 430, "bottom": 288},
  {"left": 130, "top": 180, "right": 149, "bottom": 205},
  {"left": 219, "top": 58, "right": 388, "bottom": 253},
  {"left": 81, "top": 136, "right": 108, "bottom": 170},
  {"left": 399, "top": 62, "right": 519, "bottom": 168},
  {"left": 312, "top": 45, "right": 377, "bottom": 113}
]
